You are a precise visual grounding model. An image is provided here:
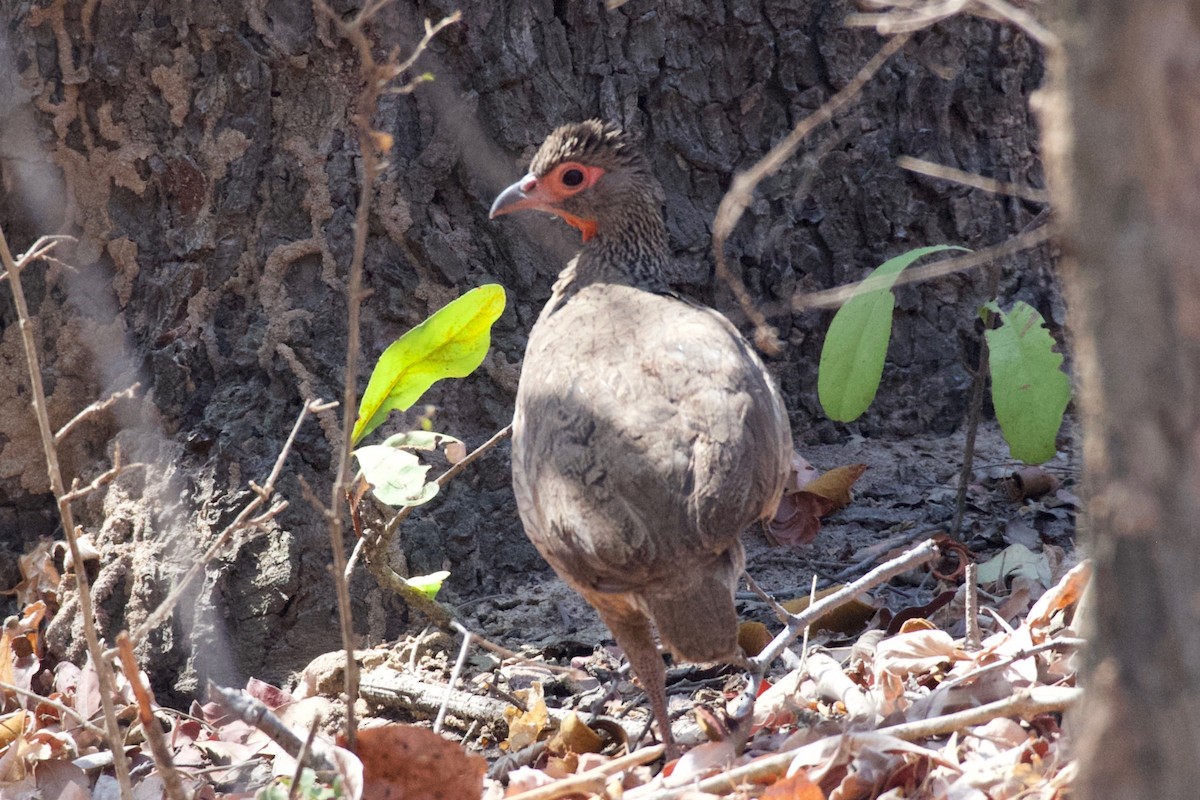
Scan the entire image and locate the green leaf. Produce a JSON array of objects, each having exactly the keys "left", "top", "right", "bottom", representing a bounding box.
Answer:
[
  {"left": 353, "top": 431, "right": 461, "bottom": 507},
  {"left": 985, "top": 301, "right": 1071, "bottom": 464},
  {"left": 818, "top": 245, "right": 968, "bottom": 421},
  {"left": 405, "top": 570, "right": 451, "bottom": 599},
  {"left": 353, "top": 284, "right": 506, "bottom": 444}
]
